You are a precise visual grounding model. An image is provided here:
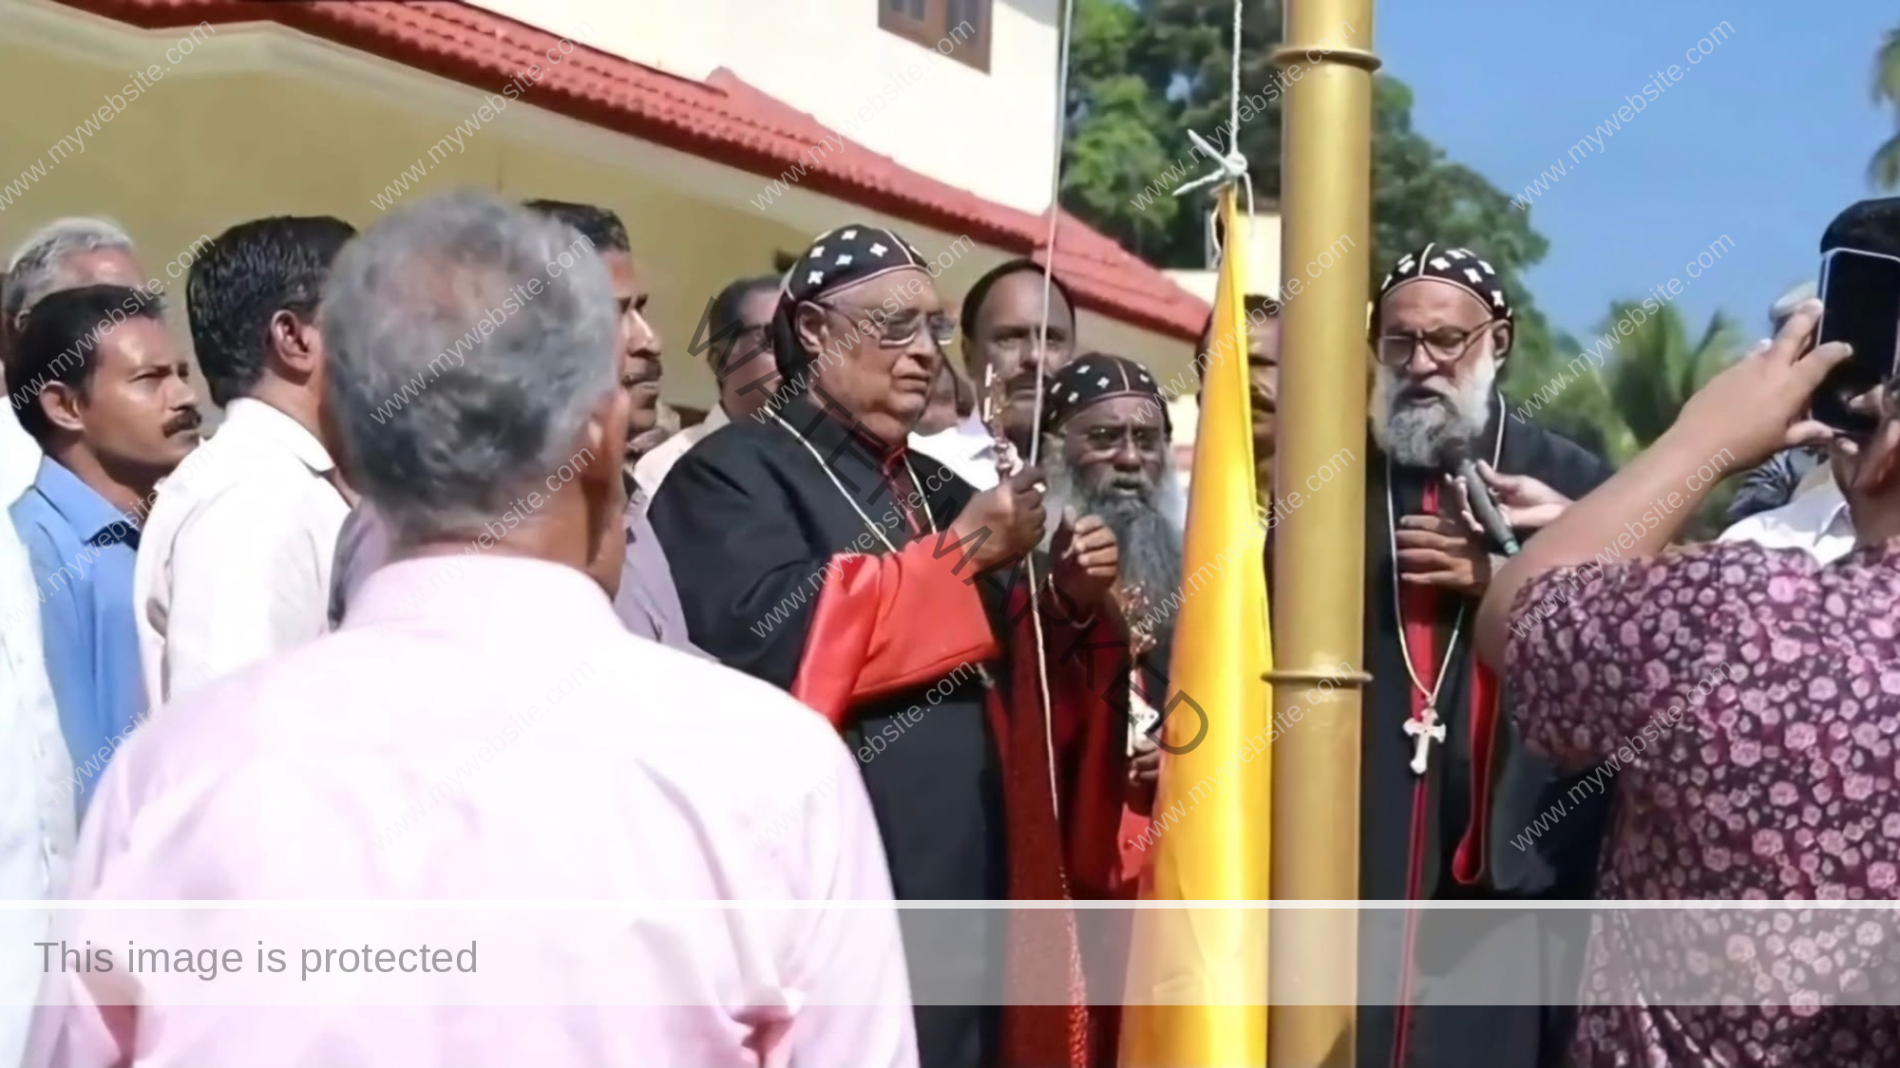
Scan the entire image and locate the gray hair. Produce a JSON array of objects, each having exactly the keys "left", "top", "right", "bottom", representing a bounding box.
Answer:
[
  {"left": 4, "top": 217, "right": 137, "bottom": 324},
  {"left": 320, "top": 190, "right": 617, "bottom": 543},
  {"left": 1769, "top": 280, "right": 1817, "bottom": 332}
]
